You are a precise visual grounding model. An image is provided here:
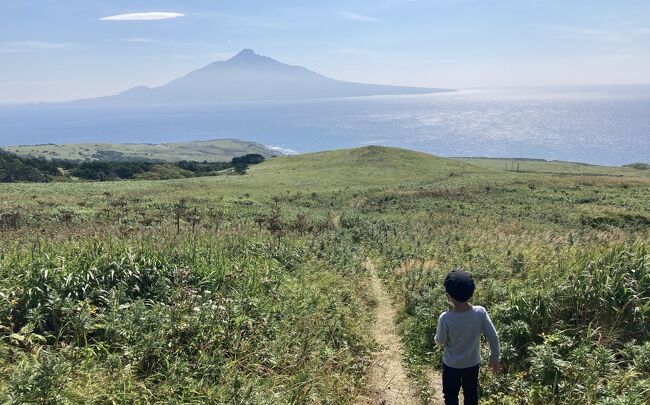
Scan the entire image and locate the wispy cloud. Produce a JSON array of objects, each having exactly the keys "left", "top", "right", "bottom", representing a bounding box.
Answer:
[
  {"left": 100, "top": 12, "right": 185, "bottom": 21},
  {"left": 339, "top": 11, "right": 379, "bottom": 23},
  {"left": 0, "top": 41, "right": 79, "bottom": 53}
]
